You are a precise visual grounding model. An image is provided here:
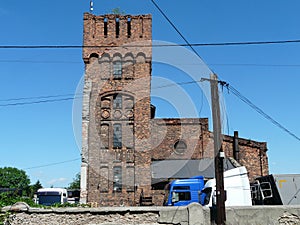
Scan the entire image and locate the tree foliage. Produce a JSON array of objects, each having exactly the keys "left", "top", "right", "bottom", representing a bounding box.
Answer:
[
  {"left": 0, "top": 167, "right": 30, "bottom": 191},
  {"left": 67, "top": 173, "right": 80, "bottom": 189},
  {"left": 28, "top": 180, "right": 43, "bottom": 198},
  {"left": 0, "top": 167, "right": 37, "bottom": 208},
  {"left": 111, "top": 7, "right": 125, "bottom": 15}
]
